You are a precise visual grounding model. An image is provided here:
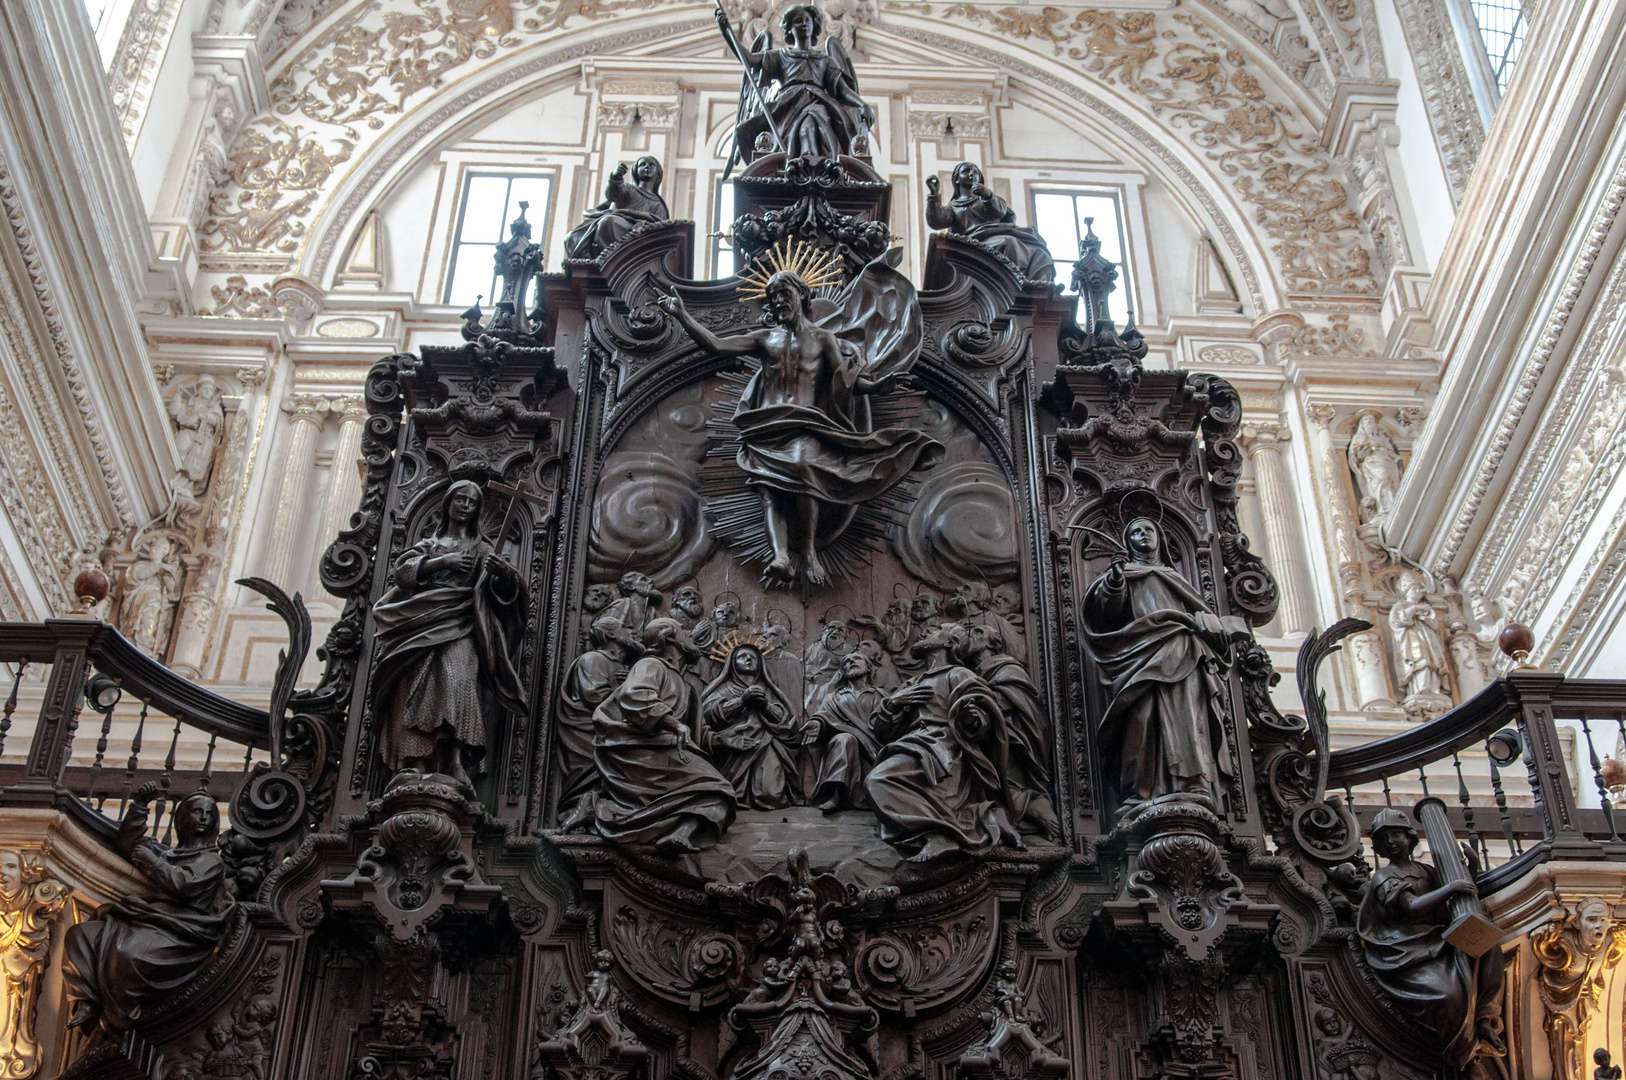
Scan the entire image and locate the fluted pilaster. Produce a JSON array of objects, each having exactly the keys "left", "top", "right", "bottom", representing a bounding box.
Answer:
[
  {"left": 1240, "top": 421, "right": 1313, "bottom": 635},
  {"left": 259, "top": 395, "right": 326, "bottom": 593},
  {"left": 310, "top": 396, "right": 368, "bottom": 601}
]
